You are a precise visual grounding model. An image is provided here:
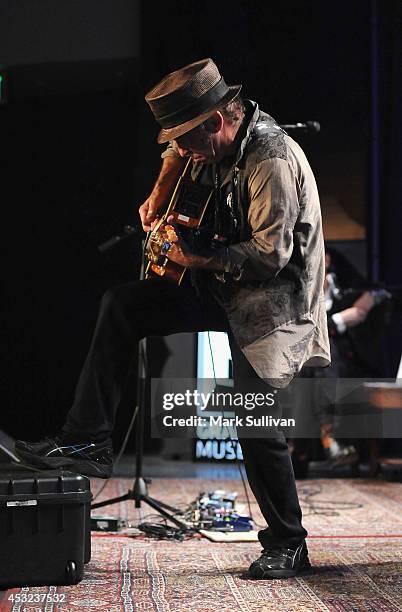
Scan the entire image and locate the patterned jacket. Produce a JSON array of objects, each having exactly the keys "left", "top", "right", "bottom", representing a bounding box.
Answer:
[{"left": 165, "top": 100, "right": 331, "bottom": 387}]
